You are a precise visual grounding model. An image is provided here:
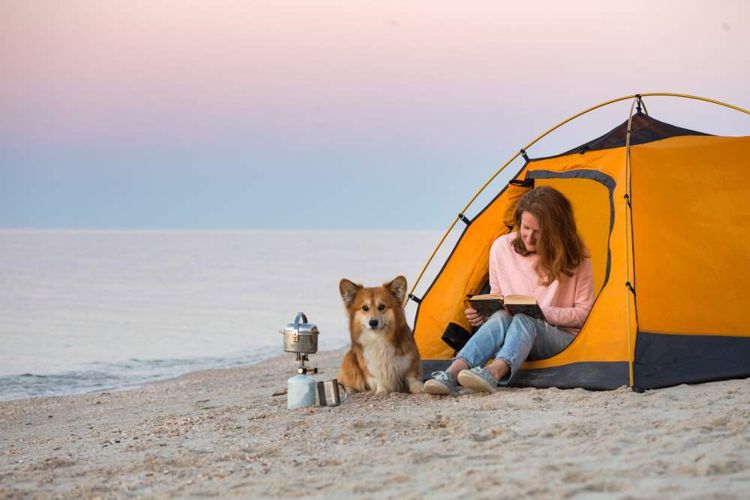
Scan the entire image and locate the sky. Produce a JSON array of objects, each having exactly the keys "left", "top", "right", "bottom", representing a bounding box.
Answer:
[{"left": 1, "top": 0, "right": 749, "bottom": 229}]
